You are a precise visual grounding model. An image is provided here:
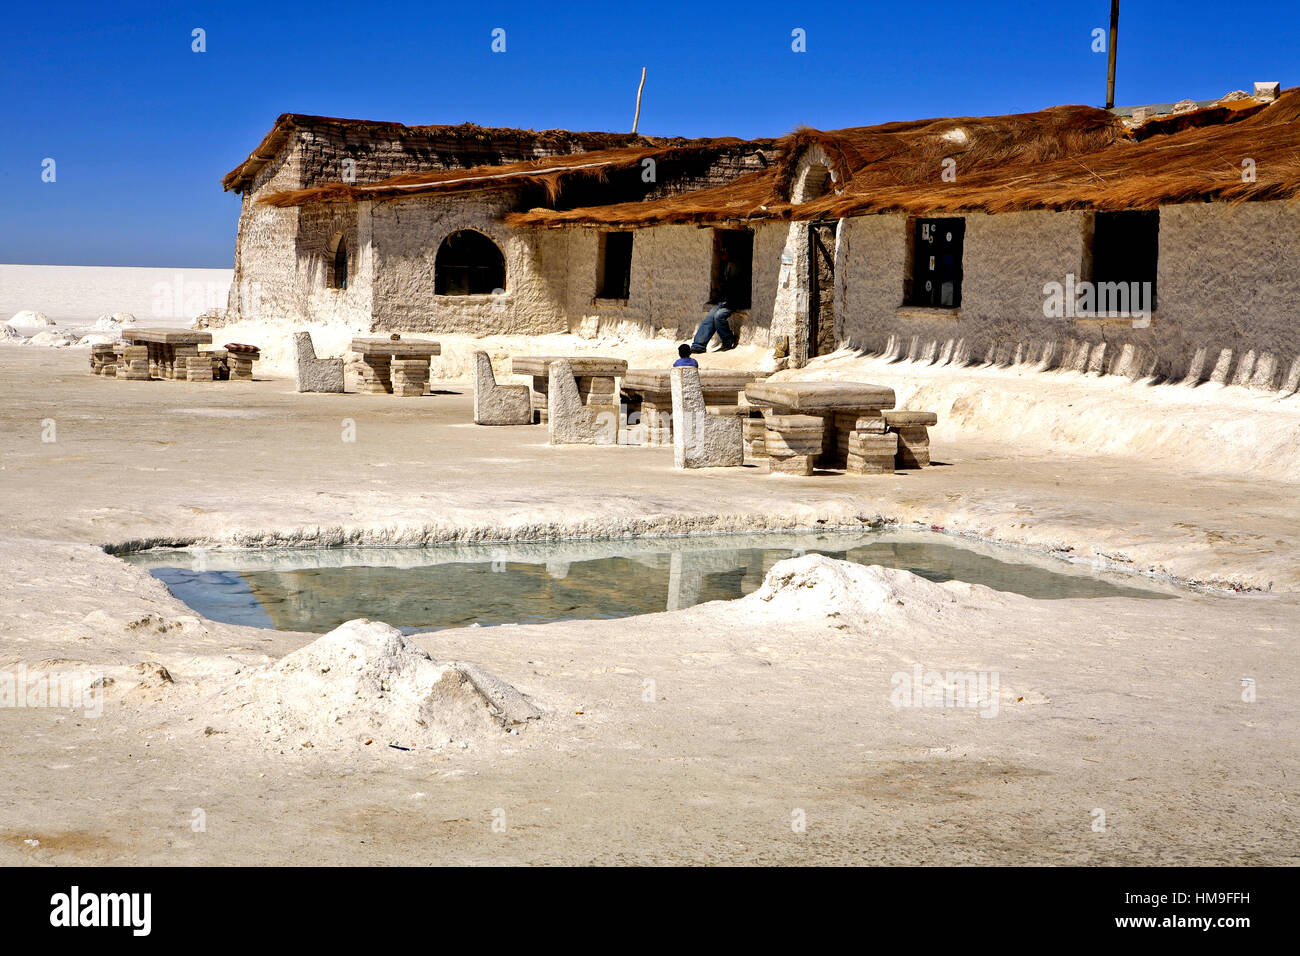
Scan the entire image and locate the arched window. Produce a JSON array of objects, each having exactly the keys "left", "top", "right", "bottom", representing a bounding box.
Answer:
[
  {"left": 791, "top": 152, "right": 834, "bottom": 204},
  {"left": 328, "top": 232, "right": 348, "bottom": 290},
  {"left": 332, "top": 239, "right": 348, "bottom": 290},
  {"left": 435, "top": 230, "right": 505, "bottom": 295}
]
